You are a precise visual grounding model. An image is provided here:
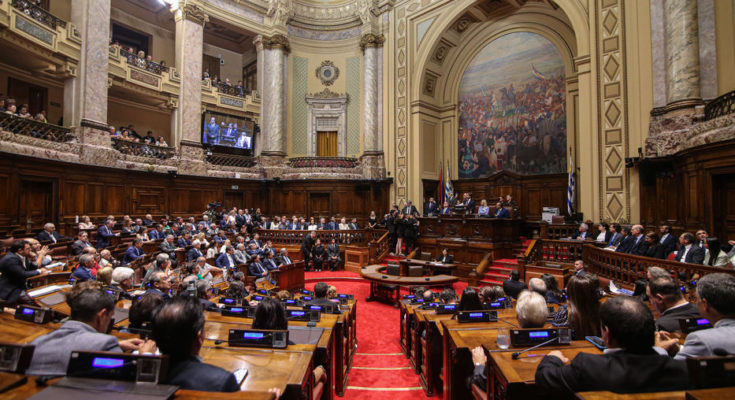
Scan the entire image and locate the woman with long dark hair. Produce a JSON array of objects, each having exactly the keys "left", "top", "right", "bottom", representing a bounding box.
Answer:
[
  {"left": 540, "top": 273, "right": 564, "bottom": 304},
  {"left": 458, "top": 288, "right": 483, "bottom": 311},
  {"left": 252, "top": 297, "right": 288, "bottom": 330},
  {"left": 642, "top": 232, "right": 666, "bottom": 259},
  {"left": 704, "top": 237, "right": 729, "bottom": 267},
  {"left": 552, "top": 274, "right": 601, "bottom": 339}
]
